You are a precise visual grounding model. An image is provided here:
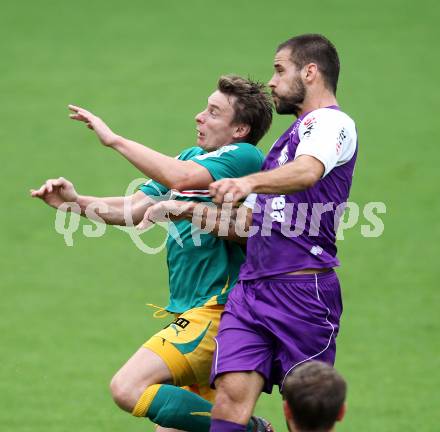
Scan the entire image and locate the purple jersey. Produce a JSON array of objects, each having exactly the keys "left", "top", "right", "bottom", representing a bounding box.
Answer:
[{"left": 240, "top": 106, "right": 357, "bottom": 280}]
